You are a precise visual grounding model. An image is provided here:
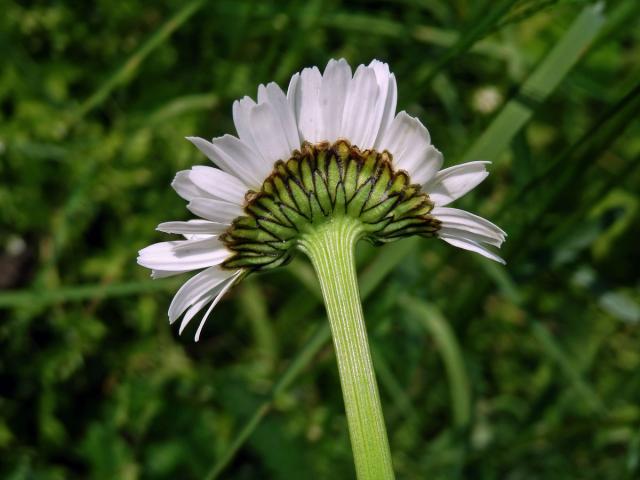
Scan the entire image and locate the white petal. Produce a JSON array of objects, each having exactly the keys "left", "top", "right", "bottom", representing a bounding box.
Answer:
[
  {"left": 368, "top": 60, "right": 398, "bottom": 146},
  {"left": 178, "top": 289, "right": 217, "bottom": 334},
  {"left": 151, "top": 269, "right": 191, "bottom": 279},
  {"left": 377, "top": 110, "right": 430, "bottom": 153},
  {"left": 137, "top": 238, "right": 230, "bottom": 271},
  {"left": 439, "top": 234, "right": 506, "bottom": 264},
  {"left": 181, "top": 234, "right": 216, "bottom": 241},
  {"left": 210, "top": 135, "right": 268, "bottom": 188},
  {"left": 424, "top": 161, "right": 490, "bottom": 206},
  {"left": 186, "top": 136, "right": 236, "bottom": 177},
  {"left": 232, "top": 96, "right": 259, "bottom": 151},
  {"left": 438, "top": 226, "right": 503, "bottom": 248},
  {"left": 320, "top": 59, "right": 352, "bottom": 142},
  {"left": 292, "top": 67, "right": 323, "bottom": 143},
  {"left": 249, "top": 101, "right": 295, "bottom": 165},
  {"left": 171, "top": 171, "right": 207, "bottom": 201},
  {"left": 187, "top": 197, "right": 243, "bottom": 223},
  {"left": 287, "top": 72, "right": 300, "bottom": 107},
  {"left": 432, "top": 207, "right": 506, "bottom": 244},
  {"left": 168, "top": 266, "right": 232, "bottom": 323},
  {"left": 409, "top": 146, "right": 443, "bottom": 185},
  {"left": 376, "top": 112, "right": 441, "bottom": 183},
  {"left": 178, "top": 290, "right": 215, "bottom": 333},
  {"left": 377, "top": 77, "right": 397, "bottom": 145},
  {"left": 194, "top": 270, "right": 242, "bottom": 341},
  {"left": 340, "top": 65, "right": 379, "bottom": 148},
  {"left": 156, "top": 219, "right": 227, "bottom": 235},
  {"left": 187, "top": 135, "right": 263, "bottom": 188},
  {"left": 257, "top": 82, "right": 300, "bottom": 153},
  {"left": 178, "top": 269, "right": 240, "bottom": 336},
  {"left": 188, "top": 166, "right": 247, "bottom": 205}
]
